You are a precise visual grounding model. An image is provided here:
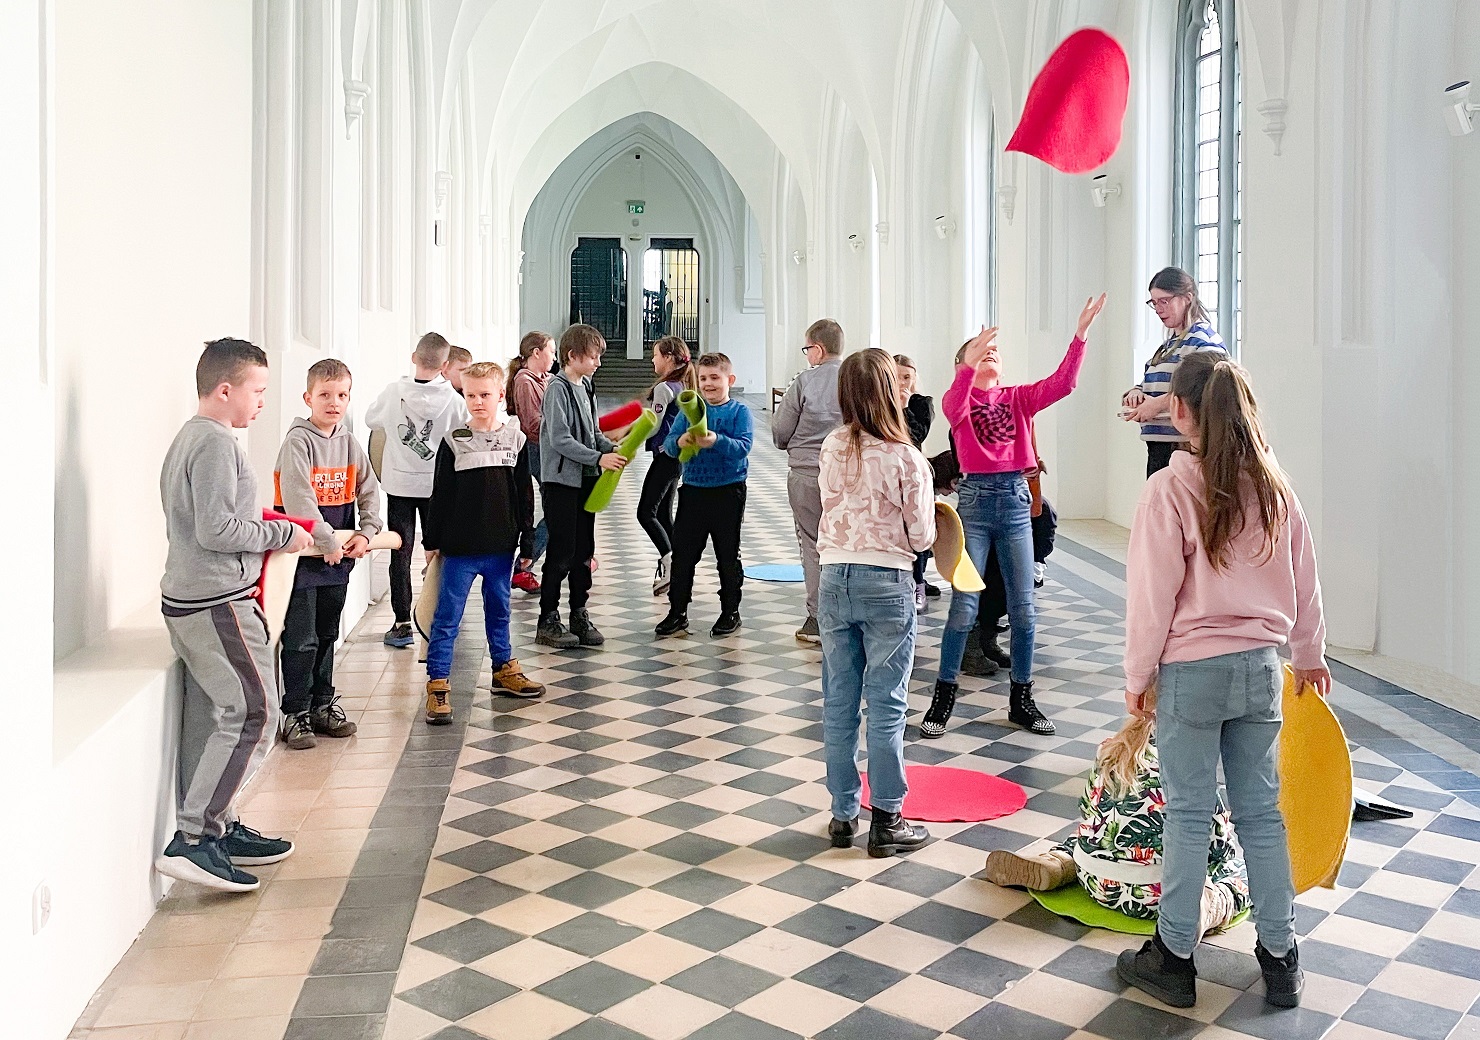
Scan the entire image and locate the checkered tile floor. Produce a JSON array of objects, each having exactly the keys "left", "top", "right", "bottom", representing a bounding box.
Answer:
[{"left": 359, "top": 401, "right": 1480, "bottom": 1040}]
